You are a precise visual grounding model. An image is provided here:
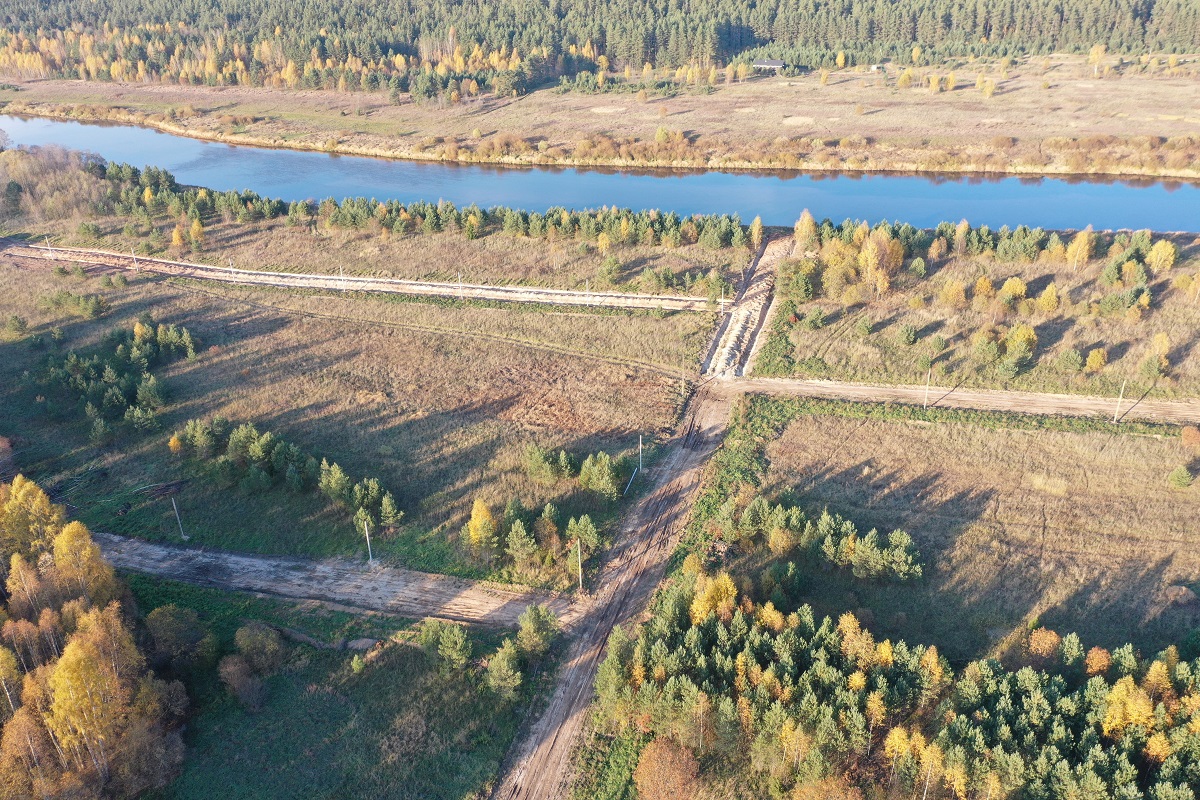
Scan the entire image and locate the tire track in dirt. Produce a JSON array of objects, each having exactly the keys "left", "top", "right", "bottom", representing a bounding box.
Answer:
[{"left": 490, "top": 383, "right": 732, "bottom": 800}]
